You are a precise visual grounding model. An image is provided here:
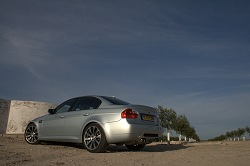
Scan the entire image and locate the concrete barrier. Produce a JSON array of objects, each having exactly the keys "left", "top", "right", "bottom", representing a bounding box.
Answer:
[
  {"left": 0, "top": 99, "right": 11, "bottom": 134},
  {"left": 0, "top": 99, "right": 57, "bottom": 134}
]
